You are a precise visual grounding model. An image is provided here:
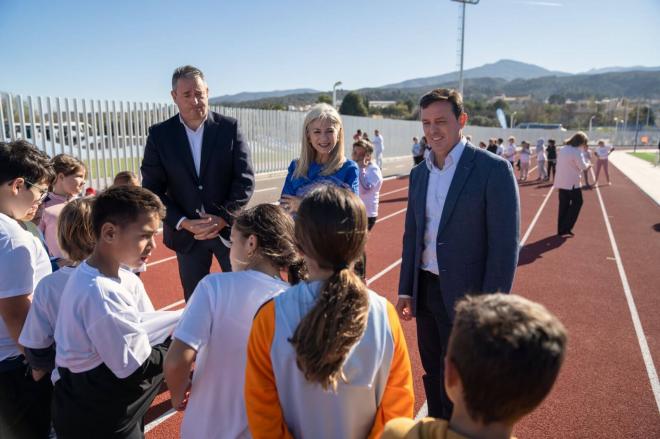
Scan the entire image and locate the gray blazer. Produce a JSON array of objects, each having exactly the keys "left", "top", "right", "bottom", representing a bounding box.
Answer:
[{"left": 398, "top": 143, "right": 520, "bottom": 321}]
